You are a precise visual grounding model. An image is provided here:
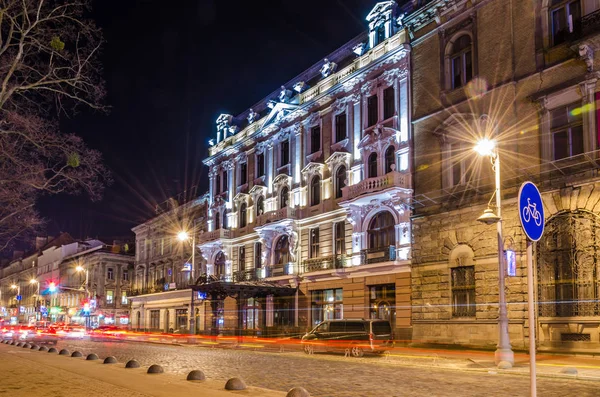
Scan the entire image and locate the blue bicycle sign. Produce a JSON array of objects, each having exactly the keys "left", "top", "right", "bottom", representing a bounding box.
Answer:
[
  {"left": 521, "top": 197, "right": 542, "bottom": 227},
  {"left": 518, "top": 182, "right": 545, "bottom": 241}
]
